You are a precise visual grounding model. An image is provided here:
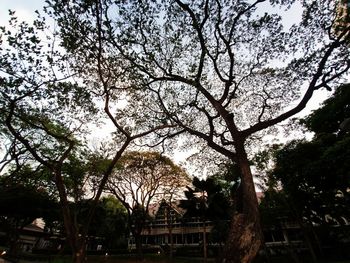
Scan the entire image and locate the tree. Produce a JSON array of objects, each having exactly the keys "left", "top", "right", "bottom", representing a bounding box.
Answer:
[
  {"left": 0, "top": 12, "right": 97, "bottom": 263},
  {"left": 106, "top": 151, "right": 190, "bottom": 255},
  {"left": 72, "top": 196, "right": 128, "bottom": 251},
  {"left": 257, "top": 83, "right": 350, "bottom": 261},
  {"left": 272, "top": 84, "right": 350, "bottom": 224},
  {"left": 304, "top": 83, "right": 350, "bottom": 135},
  {"left": 0, "top": 11, "right": 175, "bottom": 263},
  {"left": 46, "top": 1, "right": 350, "bottom": 261}
]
